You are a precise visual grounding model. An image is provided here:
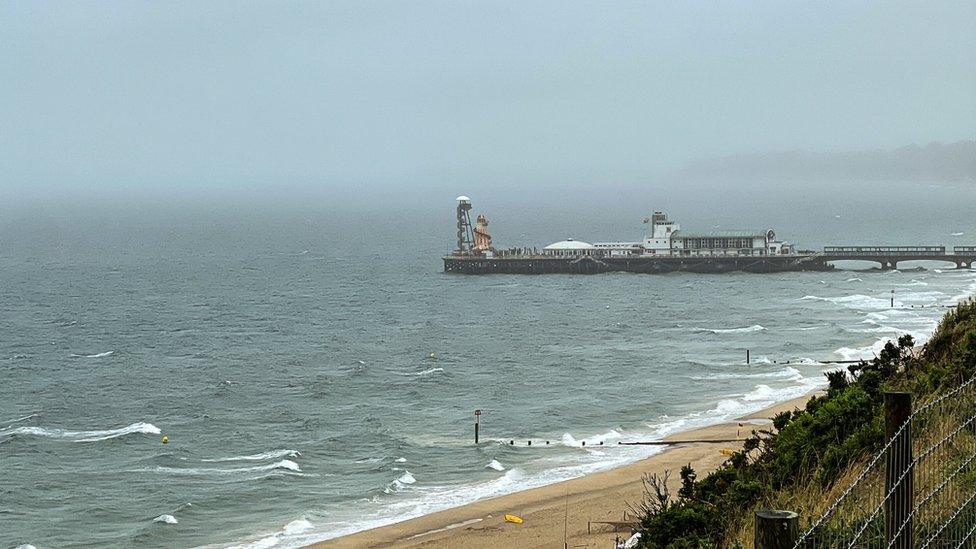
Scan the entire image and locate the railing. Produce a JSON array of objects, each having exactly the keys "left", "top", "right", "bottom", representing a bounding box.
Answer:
[
  {"left": 955, "top": 246, "right": 976, "bottom": 254},
  {"left": 793, "top": 381, "right": 976, "bottom": 548},
  {"left": 823, "top": 246, "right": 947, "bottom": 255}
]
